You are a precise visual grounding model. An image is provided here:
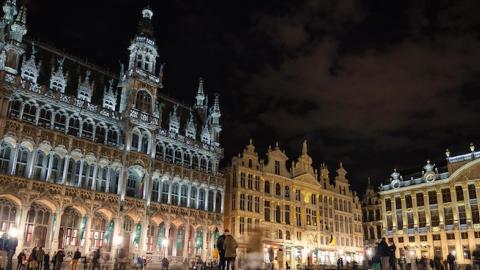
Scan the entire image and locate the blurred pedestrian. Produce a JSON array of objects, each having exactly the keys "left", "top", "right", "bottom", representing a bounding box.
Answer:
[
  {"left": 244, "top": 228, "right": 263, "bottom": 270},
  {"left": 223, "top": 231, "right": 238, "bottom": 270},
  {"left": 378, "top": 238, "right": 390, "bottom": 270}
]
